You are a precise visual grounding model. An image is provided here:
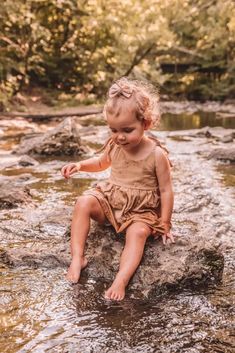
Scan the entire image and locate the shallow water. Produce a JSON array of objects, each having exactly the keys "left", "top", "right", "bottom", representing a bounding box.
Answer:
[
  {"left": 1, "top": 267, "right": 234, "bottom": 353},
  {"left": 0, "top": 111, "right": 234, "bottom": 353}
]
